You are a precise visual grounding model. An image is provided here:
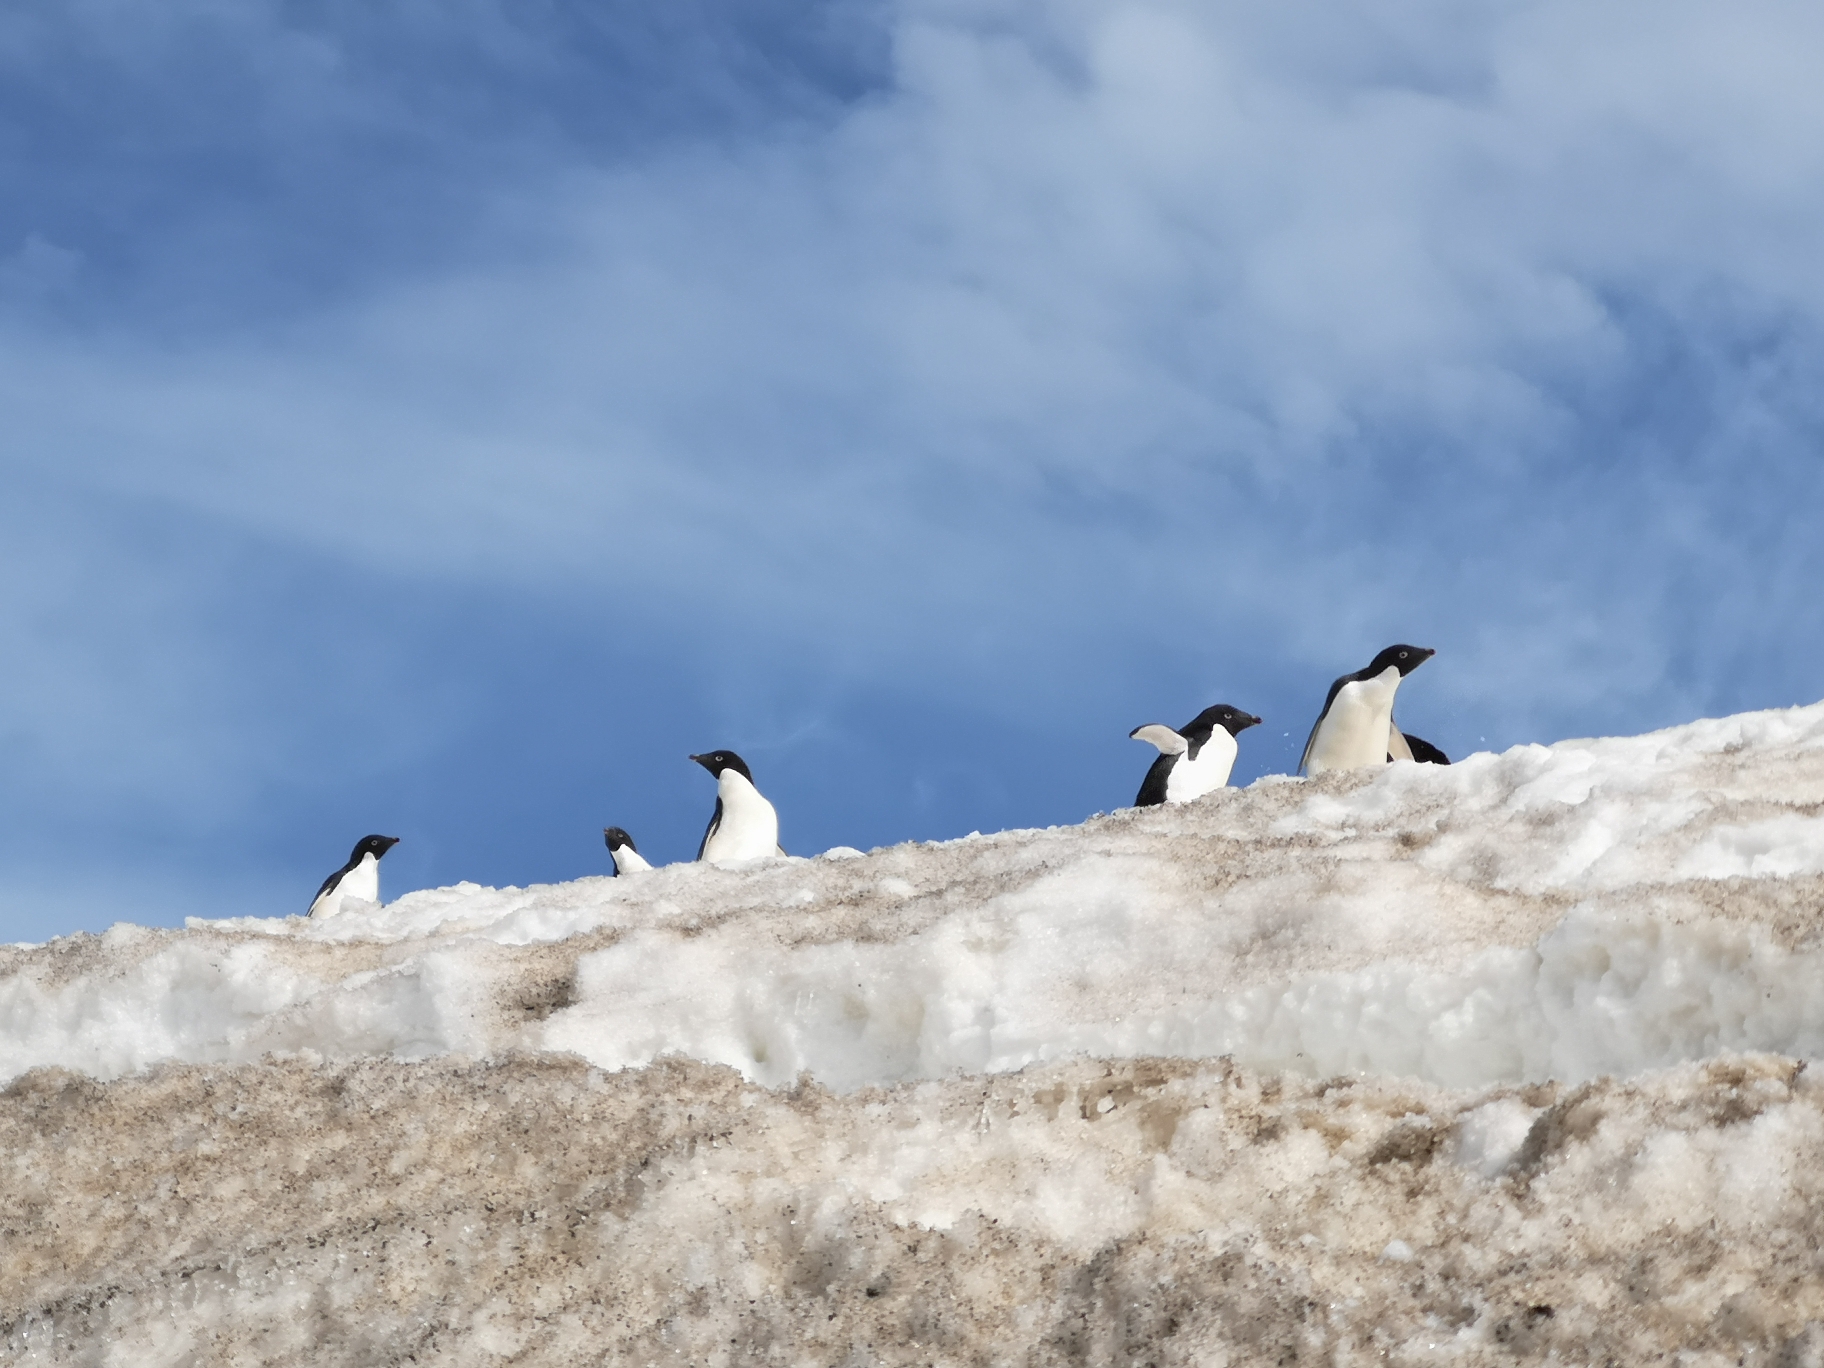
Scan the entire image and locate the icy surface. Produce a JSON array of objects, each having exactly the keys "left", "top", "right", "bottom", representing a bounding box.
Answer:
[
  {"left": 6, "top": 701, "right": 1824, "bottom": 1092},
  {"left": 8, "top": 702, "right": 1824, "bottom": 1362}
]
